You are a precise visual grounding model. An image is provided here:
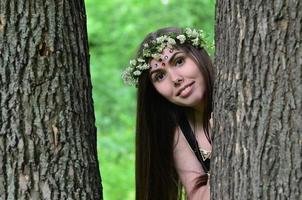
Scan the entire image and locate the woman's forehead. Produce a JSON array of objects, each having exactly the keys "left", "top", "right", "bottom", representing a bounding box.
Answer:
[{"left": 149, "top": 47, "right": 182, "bottom": 69}]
